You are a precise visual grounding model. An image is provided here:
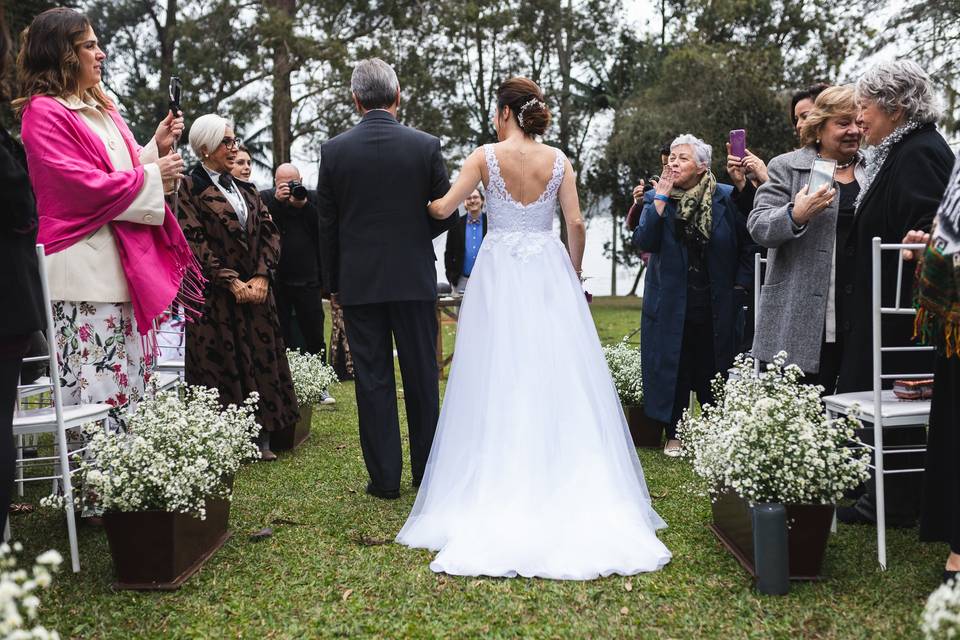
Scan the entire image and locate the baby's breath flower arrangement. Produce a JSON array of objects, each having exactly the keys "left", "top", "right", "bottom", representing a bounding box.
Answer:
[
  {"left": 0, "top": 542, "right": 62, "bottom": 639},
  {"left": 286, "top": 349, "right": 339, "bottom": 405},
  {"left": 677, "top": 352, "right": 870, "bottom": 505},
  {"left": 922, "top": 579, "right": 960, "bottom": 639},
  {"left": 603, "top": 338, "right": 643, "bottom": 406},
  {"left": 69, "top": 386, "right": 261, "bottom": 519}
]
